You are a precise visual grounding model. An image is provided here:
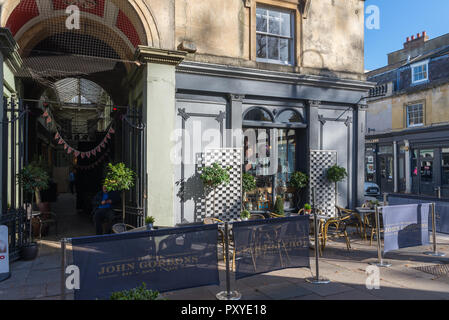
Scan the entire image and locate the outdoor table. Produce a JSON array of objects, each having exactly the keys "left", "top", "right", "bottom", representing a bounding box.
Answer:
[{"left": 355, "top": 207, "right": 379, "bottom": 241}]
